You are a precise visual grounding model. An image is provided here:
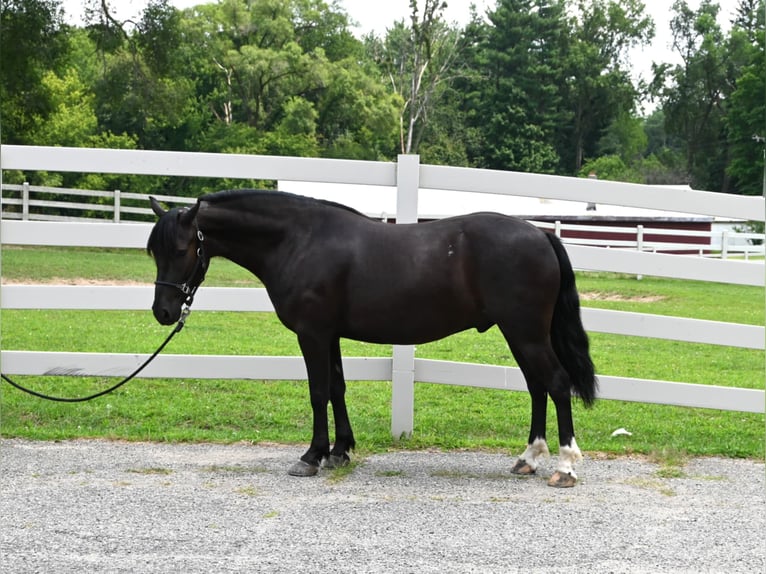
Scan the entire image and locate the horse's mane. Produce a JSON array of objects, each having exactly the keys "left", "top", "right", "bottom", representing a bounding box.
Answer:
[
  {"left": 148, "top": 189, "right": 369, "bottom": 256},
  {"left": 147, "top": 205, "right": 186, "bottom": 257},
  {"left": 201, "top": 189, "right": 369, "bottom": 218}
]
